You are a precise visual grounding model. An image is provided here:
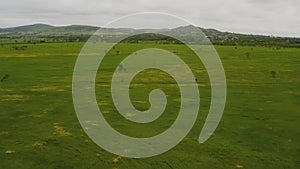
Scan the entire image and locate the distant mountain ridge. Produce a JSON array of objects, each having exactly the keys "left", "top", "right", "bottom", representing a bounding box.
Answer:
[
  {"left": 0, "top": 24, "right": 299, "bottom": 47},
  {"left": 0, "top": 24, "right": 98, "bottom": 37},
  {"left": 1, "top": 24, "right": 54, "bottom": 31}
]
